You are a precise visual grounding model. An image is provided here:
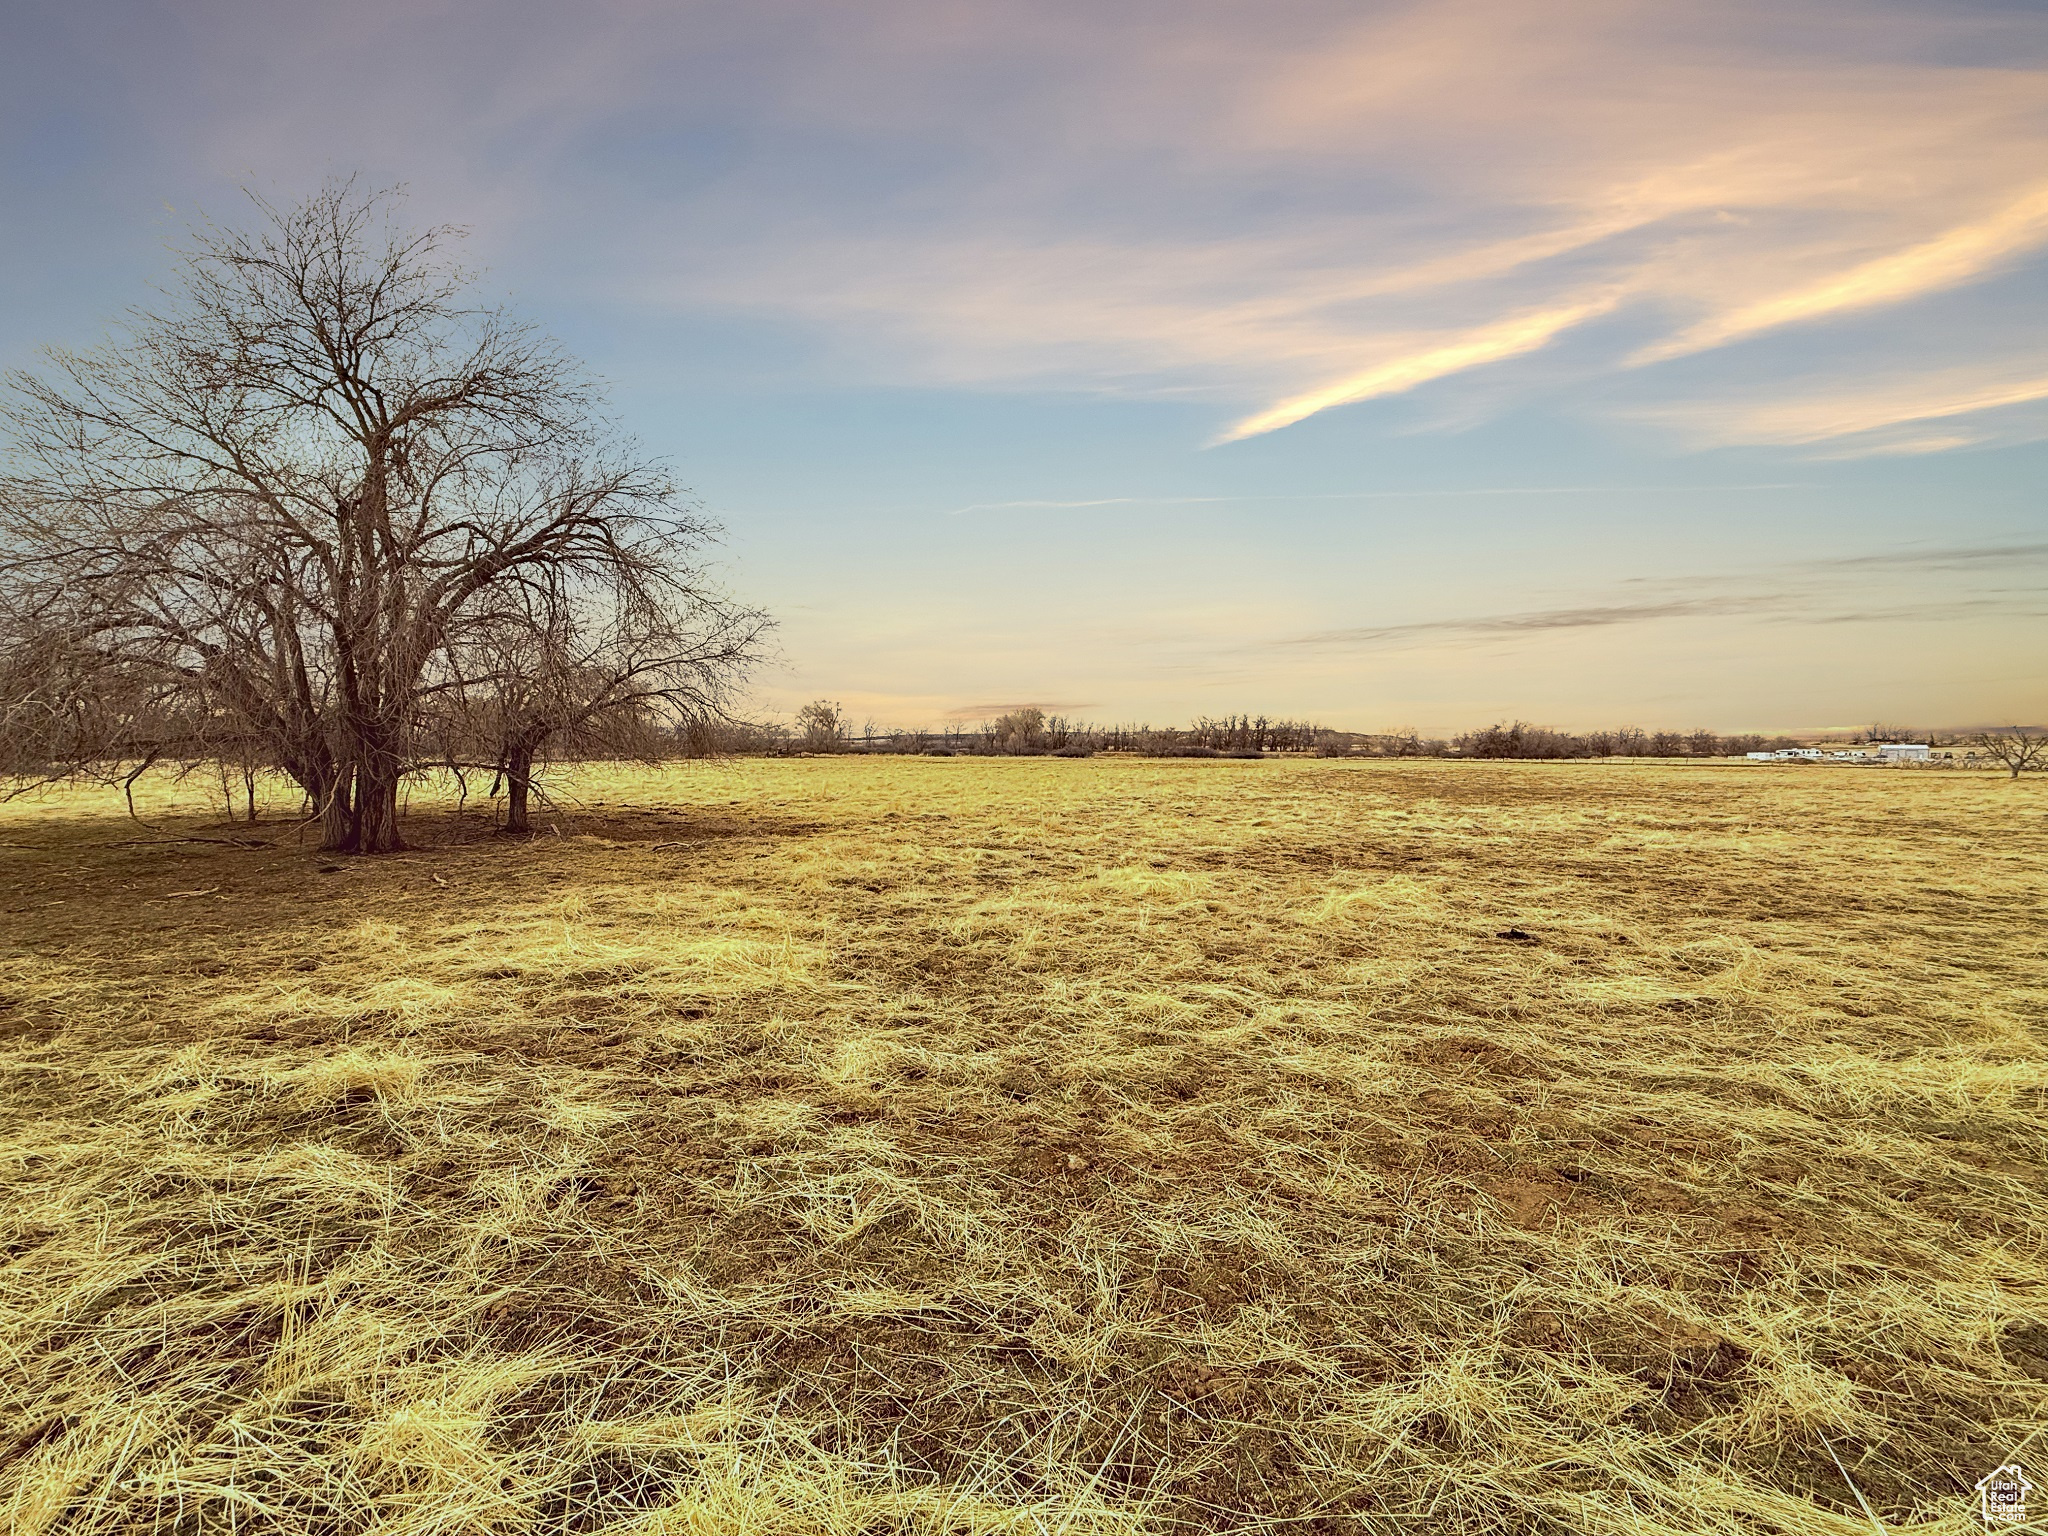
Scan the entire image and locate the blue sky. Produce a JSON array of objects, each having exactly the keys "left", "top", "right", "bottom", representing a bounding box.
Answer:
[{"left": 4, "top": 0, "right": 2045, "bottom": 733}]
